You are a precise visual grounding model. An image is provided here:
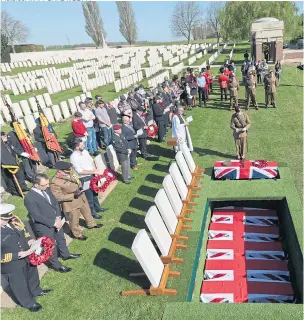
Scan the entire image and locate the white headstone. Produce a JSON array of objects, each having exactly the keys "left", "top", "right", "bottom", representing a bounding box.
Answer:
[
  {"left": 36, "top": 95, "right": 46, "bottom": 109},
  {"left": 74, "top": 96, "right": 81, "bottom": 110},
  {"left": 169, "top": 163, "right": 188, "bottom": 201},
  {"left": 94, "top": 154, "right": 107, "bottom": 172},
  {"left": 145, "top": 206, "right": 172, "bottom": 256},
  {"left": 24, "top": 114, "right": 36, "bottom": 134},
  {"left": 131, "top": 229, "right": 164, "bottom": 288},
  {"left": 12, "top": 103, "right": 23, "bottom": 119},
  {"left": 0, "top": 99, "right": 12, "bottom": 122},
  {"left": 43, "top": 107, "right": 55, "bottom": 123},
  {"left": 51, "top": 105, "right": 63, "bottom": 122},
  {"left": 42, "top": 93, "right": 52, "bottom": 107},
  {"left": 154, "top": 189, "right": 178, "bottom": 234},
  {"left": 163, "top": 175, "right": 183, "bottom": 216},
  {"left": 60, "top": 101, "right": 71, "bottom": 119},
  {"left": 29, "top": 97, "right": 38, "bottom": 113},
  {"left": 19, "top": 100, "right": 32, "bottom": 116},
  {"left": 106, "top": 145, "right": 120, "bottom": 171},
  {"left": 176, "top": 151, "right": 192, "bottom": 185},
  {"left": 80, "top": 94, "right": 86, "bottom": 102},
  {"left": 68, "top": 98, "right": 77, "bottom": 115}
]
